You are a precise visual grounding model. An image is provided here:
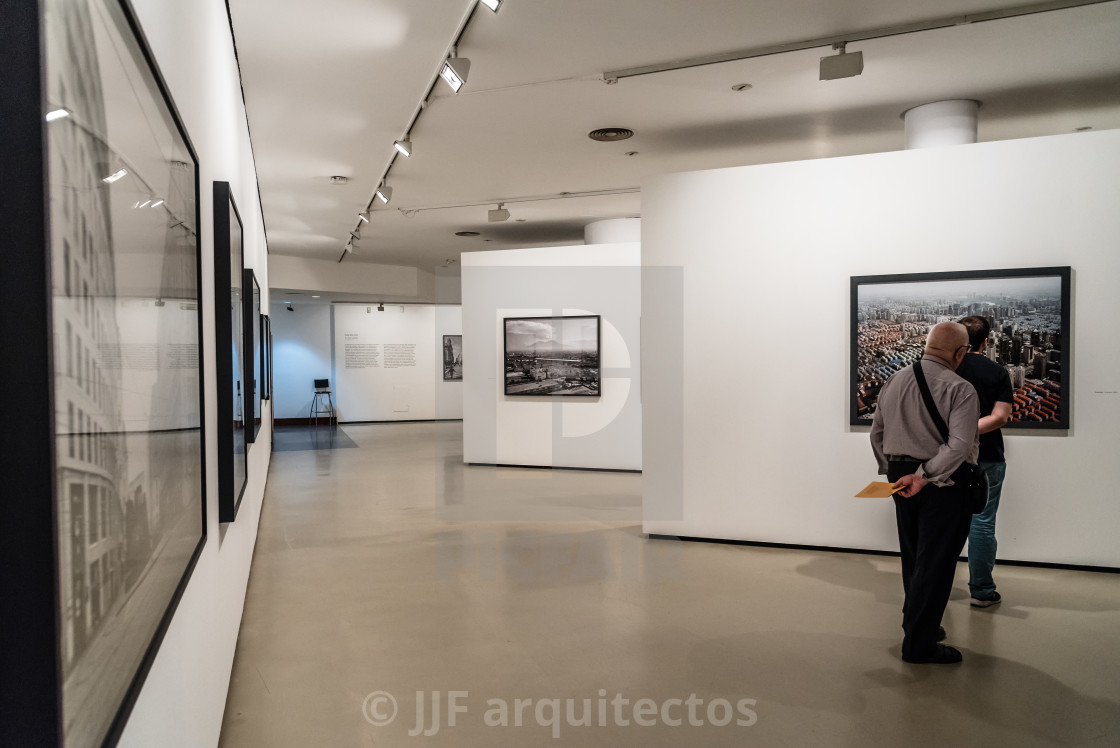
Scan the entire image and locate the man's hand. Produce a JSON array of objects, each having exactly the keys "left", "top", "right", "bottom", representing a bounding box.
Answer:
[{"left": 894, "top": 473, "right": 929, "bottom": 498}]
